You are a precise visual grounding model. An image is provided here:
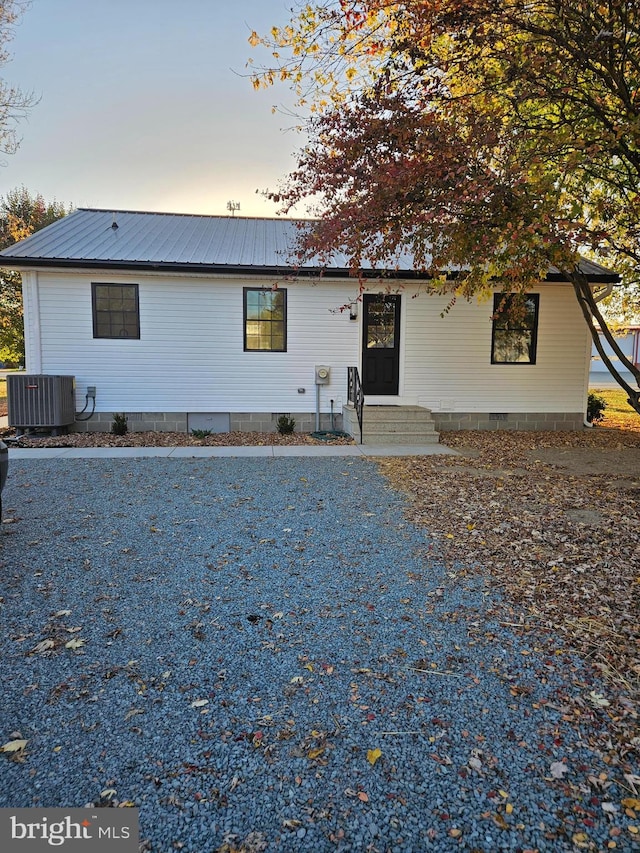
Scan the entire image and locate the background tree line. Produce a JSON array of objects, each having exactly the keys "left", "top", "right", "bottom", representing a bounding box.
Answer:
[{"left": 0, "top": 187, "right": 69, "bottom": 365}]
